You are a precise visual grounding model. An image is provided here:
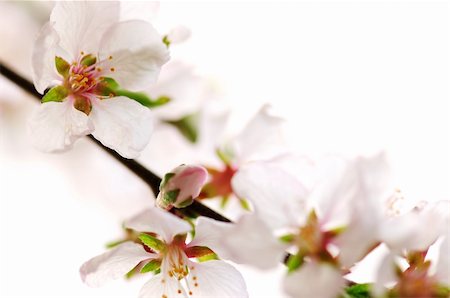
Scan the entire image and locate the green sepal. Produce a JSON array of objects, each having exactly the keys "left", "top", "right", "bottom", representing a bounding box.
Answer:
[
  {"left": 185, "top": 246, "right": 215, "bottom": 258},
  {"left": 139, "top": 234, "right": 165, "bottom": 252},
  {"left": 115, "top": 90, "right": 170, "bottom": 108},
  {"left": 286, "top": 253, "right": 303, "bottom": 273},
  {"left": 105, "top": 239, "right": 127, "bottom": 249},
  {"left": 216, "top": 148, "right": 234, "bottom": 166},
  {"left": 341, "top": 283, "right": 372, "bottom": 298},
  {"left": 96, "top": 77, "right": 170, "bottom": 108},
  {"left": 55, "top": 56, "right": 70, "bottom": 78},
  {"left": 166, "top": 113, "right": 199, "bottom": 143},
  {"left": 279, "top": 234, "right": 295, "bottom": 243},
  {"left": 141, "top": 259, "right": 162, "bottom": 273},
  {"left": 176, "top": 197, "right": 193, "bottom": 208},
  {"left": 42, "top": 85, "right": 68, "bottom": 103},
  {"left": 80, "top": 54, "right": 97, "bottom": 67},
  {"left": 239, "top": 198, "right": 251, "bottom": 211},
  {"left": 160, "top": 172, "right": 175, "bottom": 190},
  {"left": 163, "top": 189, "right": 180, "bottom": 205},
  {"left": 162, "top": 35, "right": 171, "bottom": 47},
  {"left": 197, "top": 253, "right": 218, "bottom": 262},
  {"left": 220, "top": 195, "right": 230, "bottom": 209}
]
